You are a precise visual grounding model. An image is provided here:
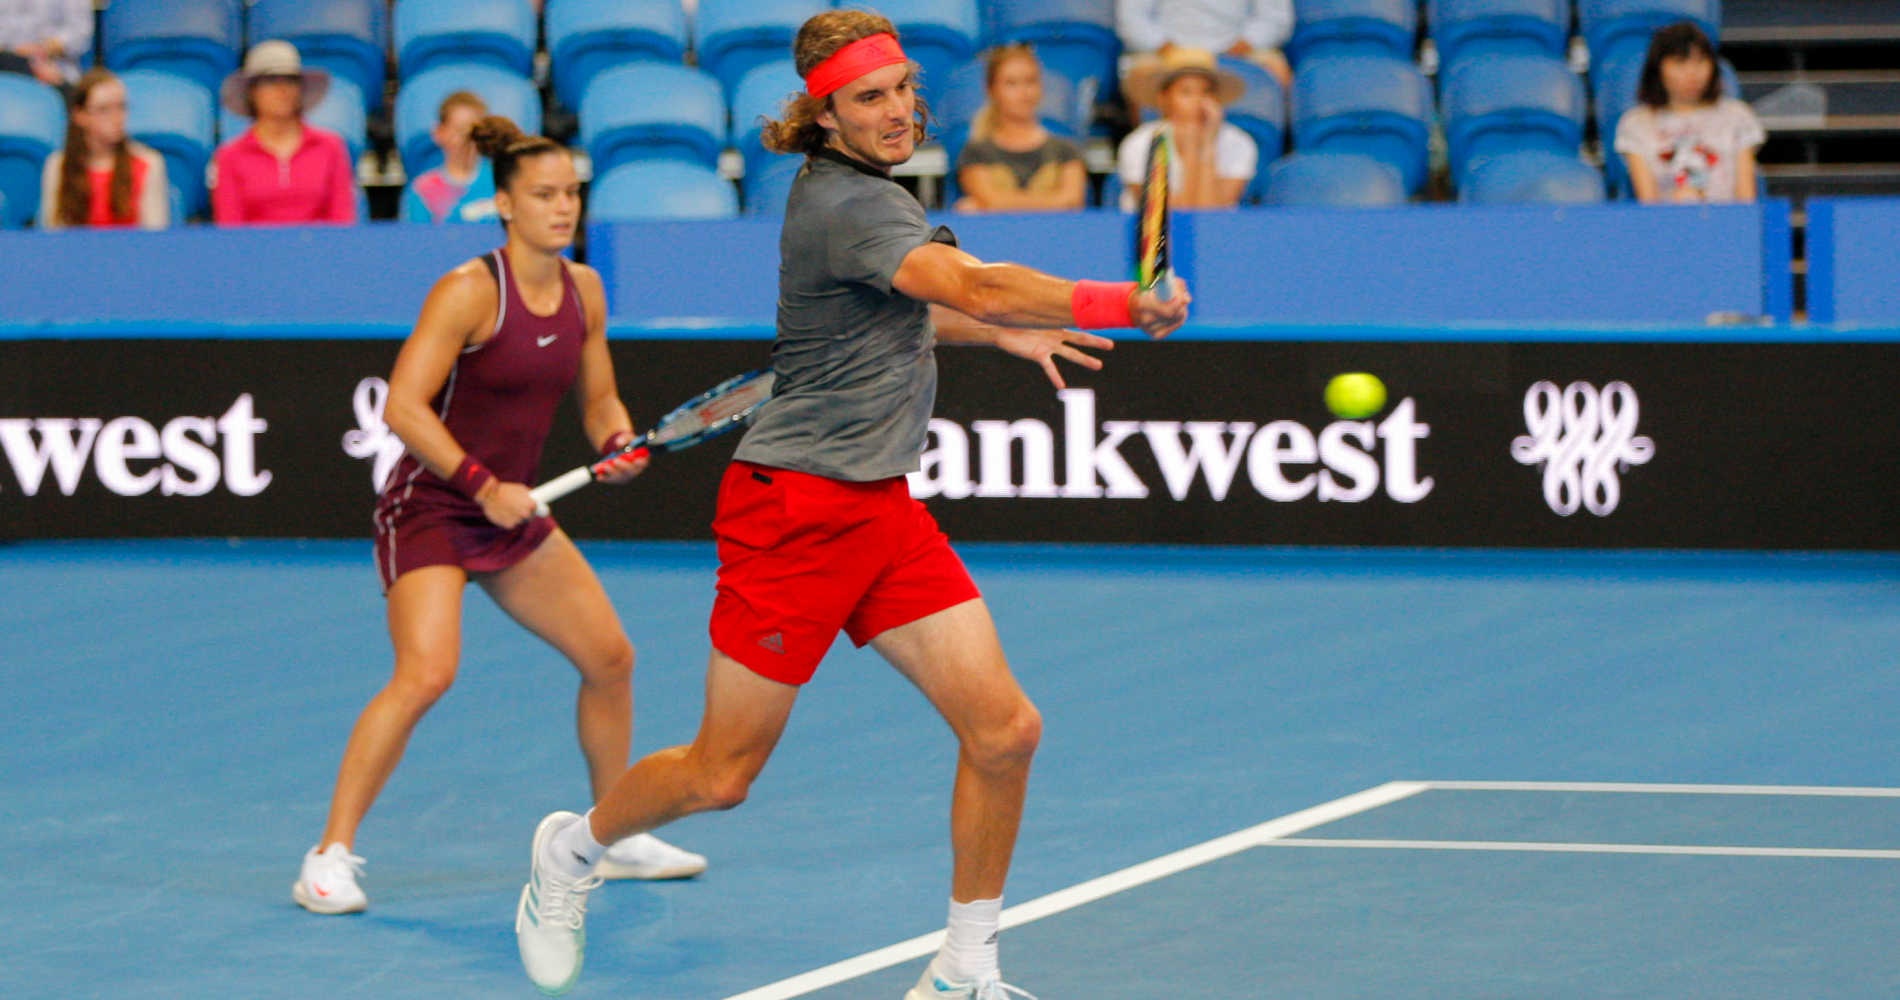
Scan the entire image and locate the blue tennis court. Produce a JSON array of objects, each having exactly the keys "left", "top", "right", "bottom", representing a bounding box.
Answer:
[{"left": 3, "top": 540, "right": 1896, "bottom": 998}]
